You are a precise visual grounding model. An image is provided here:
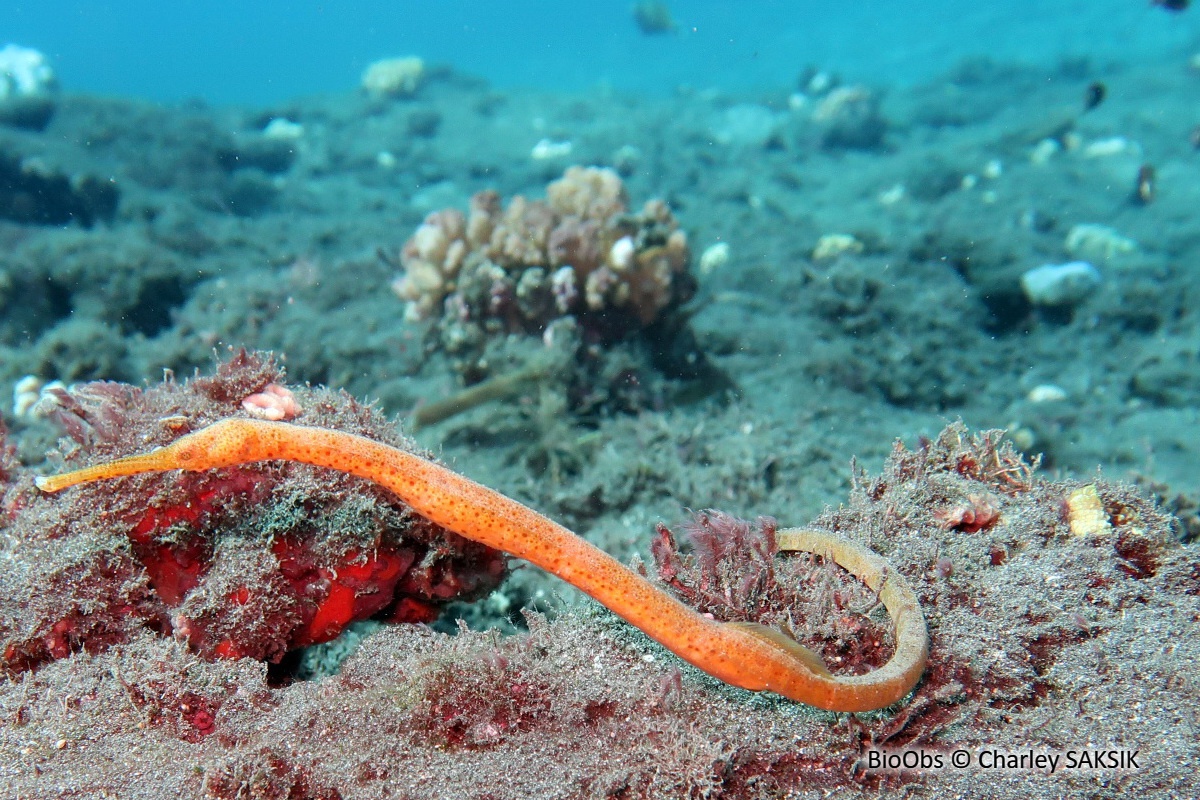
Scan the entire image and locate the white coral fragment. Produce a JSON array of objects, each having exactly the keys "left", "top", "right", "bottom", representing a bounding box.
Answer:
[
  {"left": 1066, "top": 484, "right": 1112, "bottom": 537},
  {"left": 361, "top": 56, "right": 425, "bottom": 97}
]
